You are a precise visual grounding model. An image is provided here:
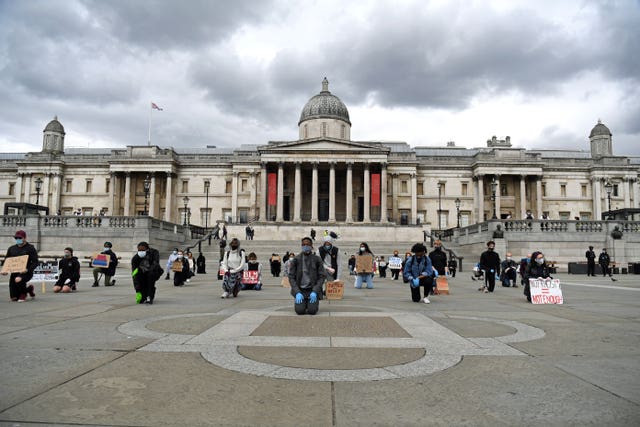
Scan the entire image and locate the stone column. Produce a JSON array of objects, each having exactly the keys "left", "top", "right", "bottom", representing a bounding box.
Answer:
[
  {"left": 345, "top": 162, "right": 353, "bottom": 222},
  {"left": 24, "top": 174, "right": 32, "bottom": 204},
  {"left": 14, "top": 173, "right": 23, "bottom": 203},
  {"left": 311, "top": 162, "right": 318, "bottom": 222},
  {"left": 592, "top": 178, "right": 602, "bottom": 219},
  {"left": 494, "top": 174, "right": 501, "bottom": 218},
  {"left": 165, "top": 172, "right": 173, "bottom": 222},
  {"left": 124, "top": 173, "right": 131, "bottom": 216},
  {"left": 520, "top": 174, "right": 527, "bottom": 219},
  {"left": 42, "top": 174, "right": 51, "bottom": 209},
  {"left": 260, "top": 163, "right": 267, "bottom": 222},
  {"left": 149, "top": 173, "right": 156, "bottom": 217},
  {"left": 634, "top": 178, "right": 640, "bottom": 208},
  {"left": 363, "top": 163, "right": 371, "bottom": 222},
  {"left": 476, "top": 175, "right": 484, "bottom": 223},
  {"left": 535, "top": 176, "right": 543, "bottom": 218},
  {"left": 276, "top": 163, "right": 284, "bottom": 222},
  {"left": 392, "top": 173, "right": 399, "bottom": 223},
  {"left": 380, "top": 163, "right": 388, "bottom": 223},
  {"left": 108, "top": 173, "right": 116, "bottom": 216},
  {"left": 231, "top": 171, "right": 239, "bottom": 223},
  {"left": 51, "top": 173, "right": 62, "bottom": 214},
  {"left": 250, "top": 172, "right": 257, "bottom": 220},
  {"left": 623, "top": 177, "right": 630, "bottom": 208},
  {"left": 329, "top": 162, "right": 336, "bottom": 222},
  {"left": 293, "top": 162, "right": 302, "bottom": 222},
  {"left": 410, "top": 173, "right": 417, "bottom": 225}
]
